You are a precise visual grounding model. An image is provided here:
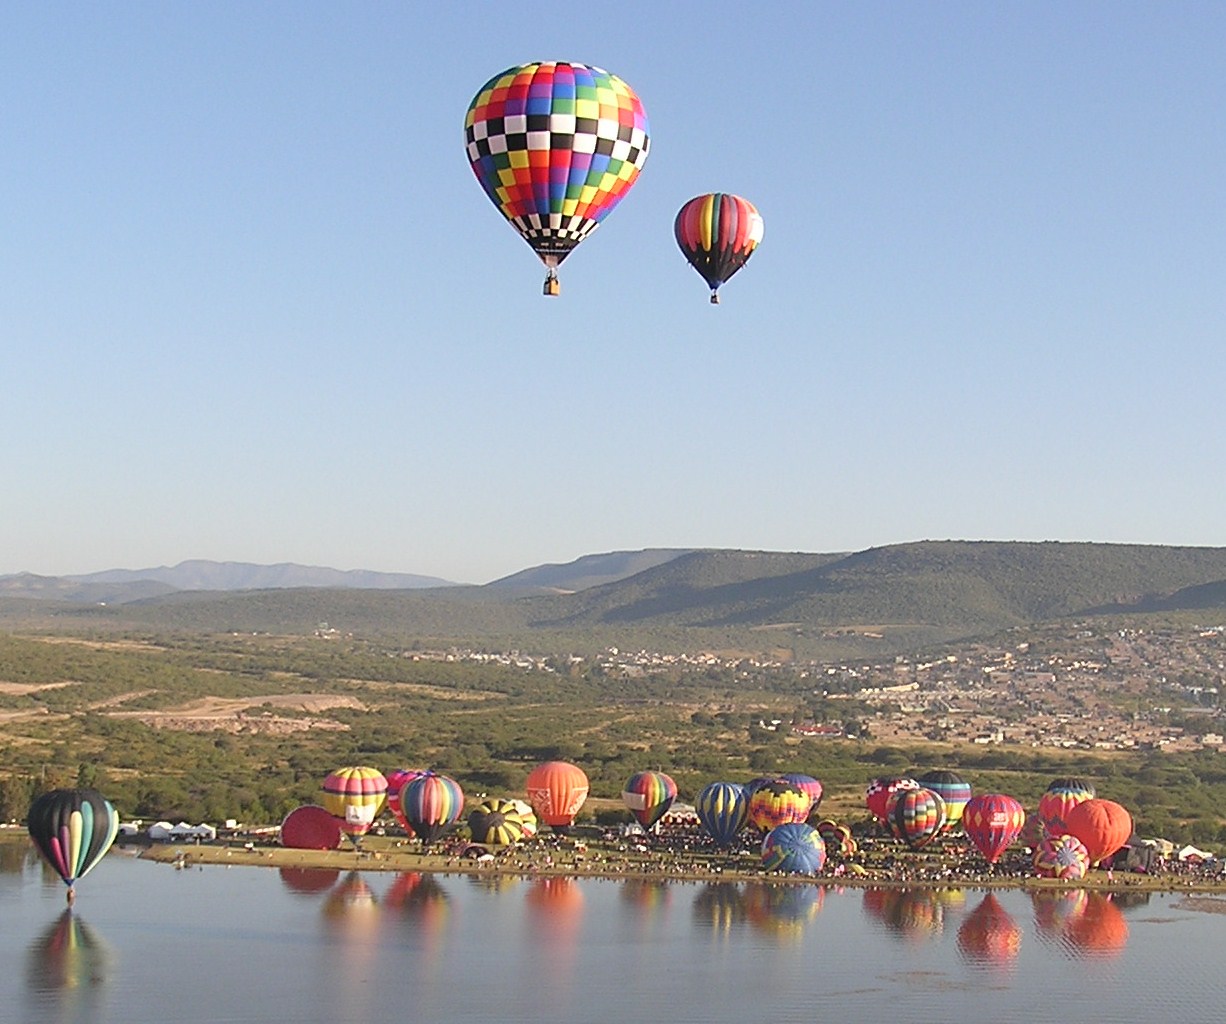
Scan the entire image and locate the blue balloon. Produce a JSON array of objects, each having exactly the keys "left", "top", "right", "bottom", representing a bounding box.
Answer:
[
  {"left": 697, "top": 782, "right": 748, "bottom": 845},
  {"left": 761, "top": 823, "right": 827, "bottom": 875}
]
